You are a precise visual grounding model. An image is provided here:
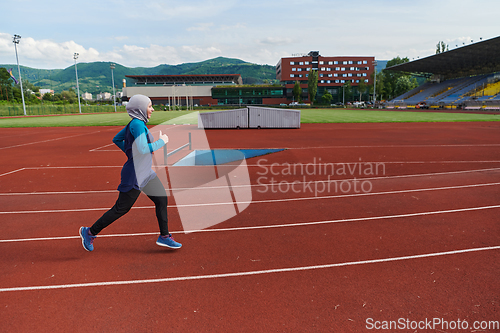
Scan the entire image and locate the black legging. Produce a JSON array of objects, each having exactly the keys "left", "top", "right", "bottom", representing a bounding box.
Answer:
[{"left": 90, "top": 176, "right": 169, "bottom": 236}]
